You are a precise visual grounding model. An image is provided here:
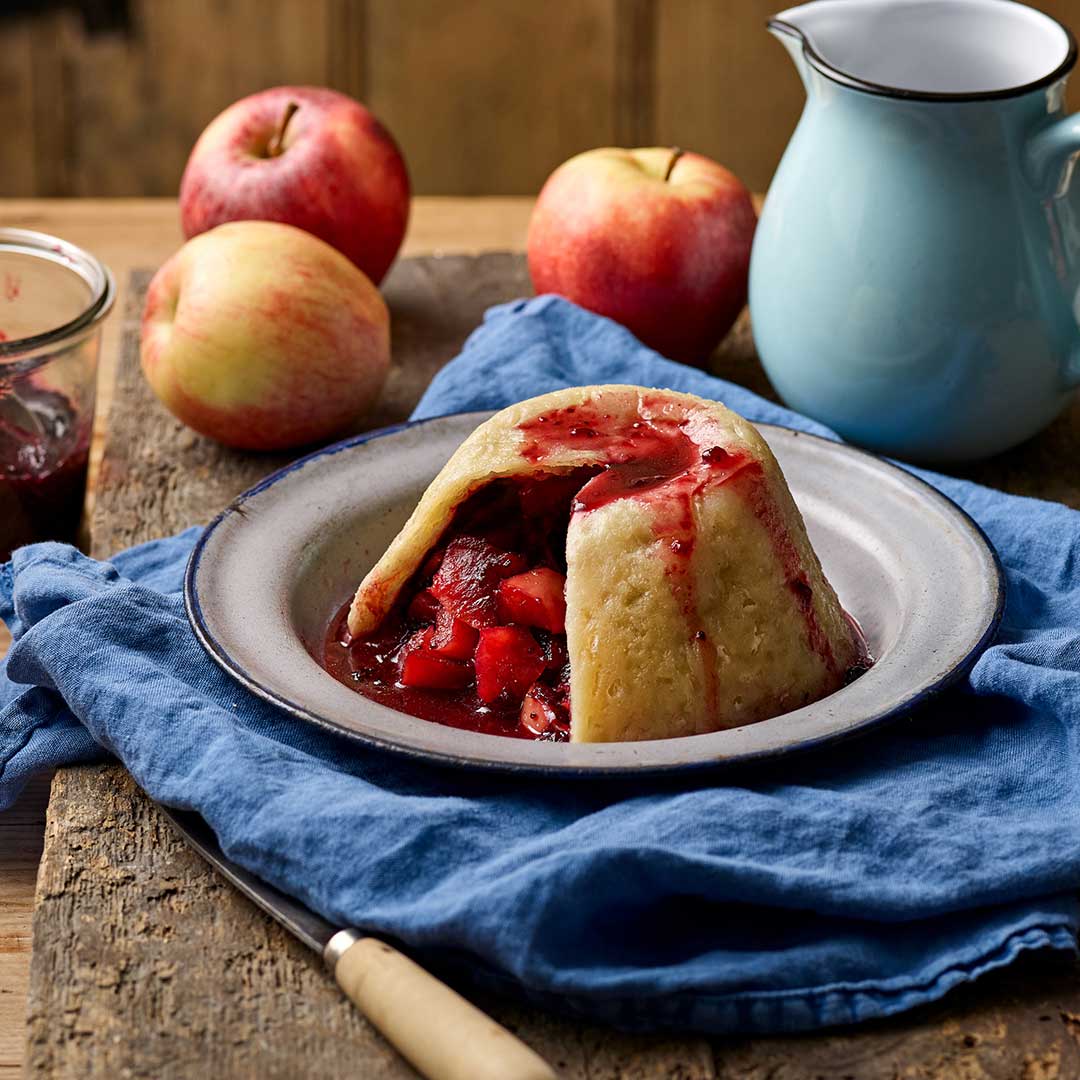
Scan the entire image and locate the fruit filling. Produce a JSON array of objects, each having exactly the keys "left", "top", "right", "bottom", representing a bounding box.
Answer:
[{"left": 323, "top": 470, "right": 597, "bottom": 741}]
